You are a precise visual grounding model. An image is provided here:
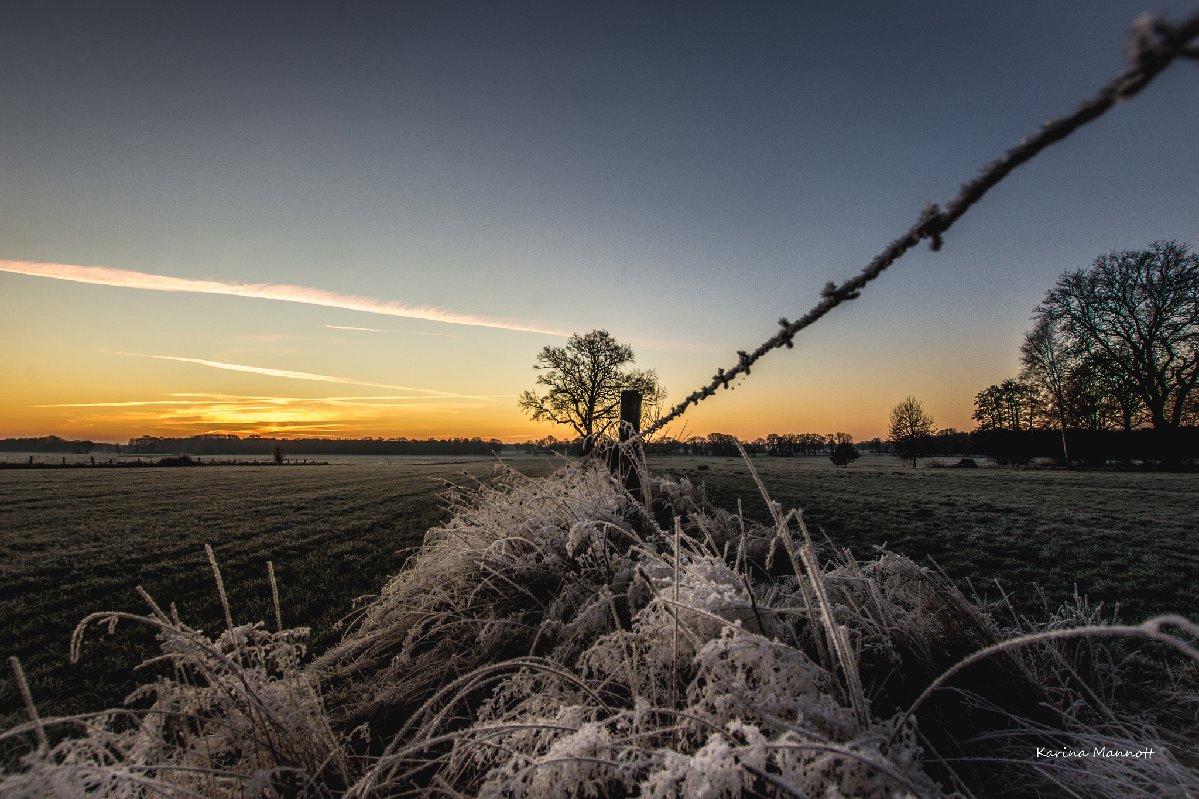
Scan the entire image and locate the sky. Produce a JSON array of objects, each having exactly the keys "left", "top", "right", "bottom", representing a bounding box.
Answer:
[{"left": 2, "top": 1, "right": 1197, "bottom": 444}]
